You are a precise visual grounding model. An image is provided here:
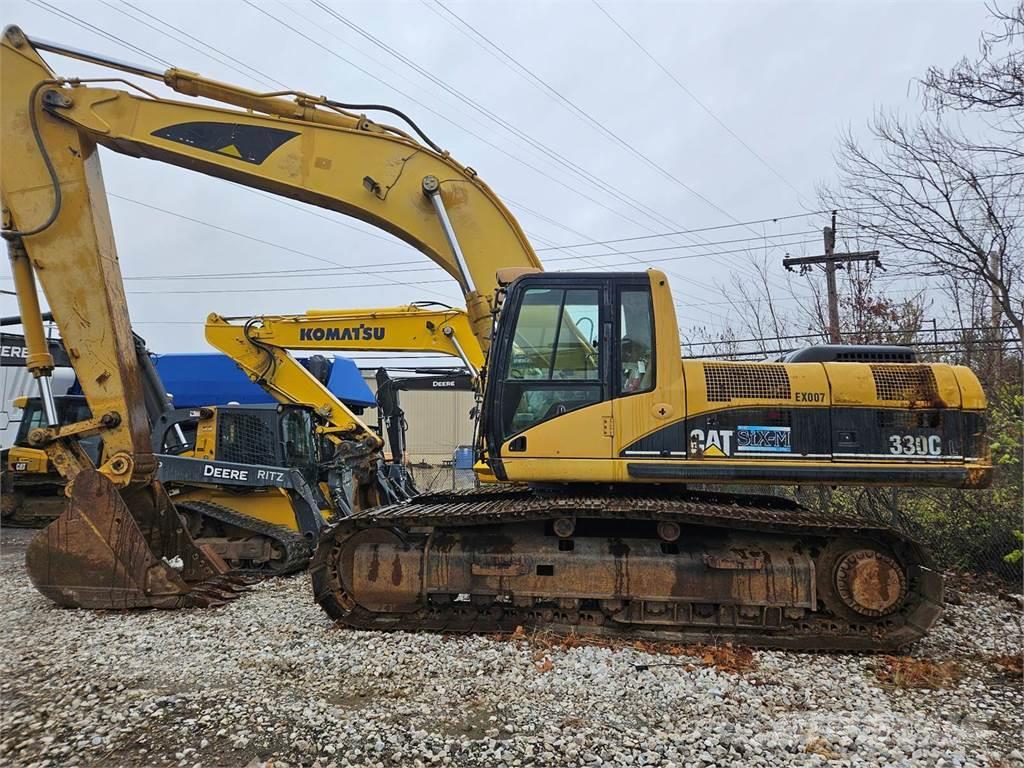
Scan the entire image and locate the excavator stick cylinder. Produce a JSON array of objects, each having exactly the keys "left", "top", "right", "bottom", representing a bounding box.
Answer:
[{"left": 25, "top": 469, "right": 240, "bottom": 609}]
